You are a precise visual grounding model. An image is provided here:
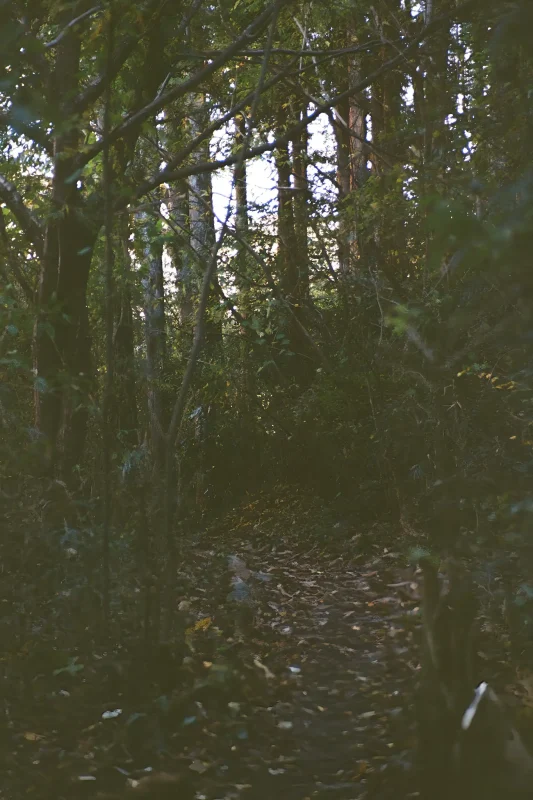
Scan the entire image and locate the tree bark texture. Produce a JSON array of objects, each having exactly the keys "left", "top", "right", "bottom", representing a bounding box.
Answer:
[
  {"left": 188, "top": 95, "right": 221, "bottom": 509},
  {"left": 333, "top": 40, "right": 368, "bottom": 277},
  {"left": 33, "top": 17, "right": 97, "bottom": 477}
]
